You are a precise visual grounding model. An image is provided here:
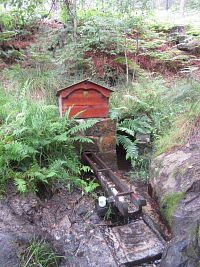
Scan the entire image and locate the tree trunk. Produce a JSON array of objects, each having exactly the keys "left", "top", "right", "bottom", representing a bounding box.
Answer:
[
  {"left": 166, "top": 0, "right": 170, "bottom": 10},
  {"left": 72, "top": 0, "right": 77, "bottom": 44},
  {"left": 180, "top": 0, "right": 186, "bottom": 15},
  {"left": 124, "top": 35, "right": 129, "bottom": 84},
  {"left": 63, "top": 0, "right": 77, "bottom": 44}
]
